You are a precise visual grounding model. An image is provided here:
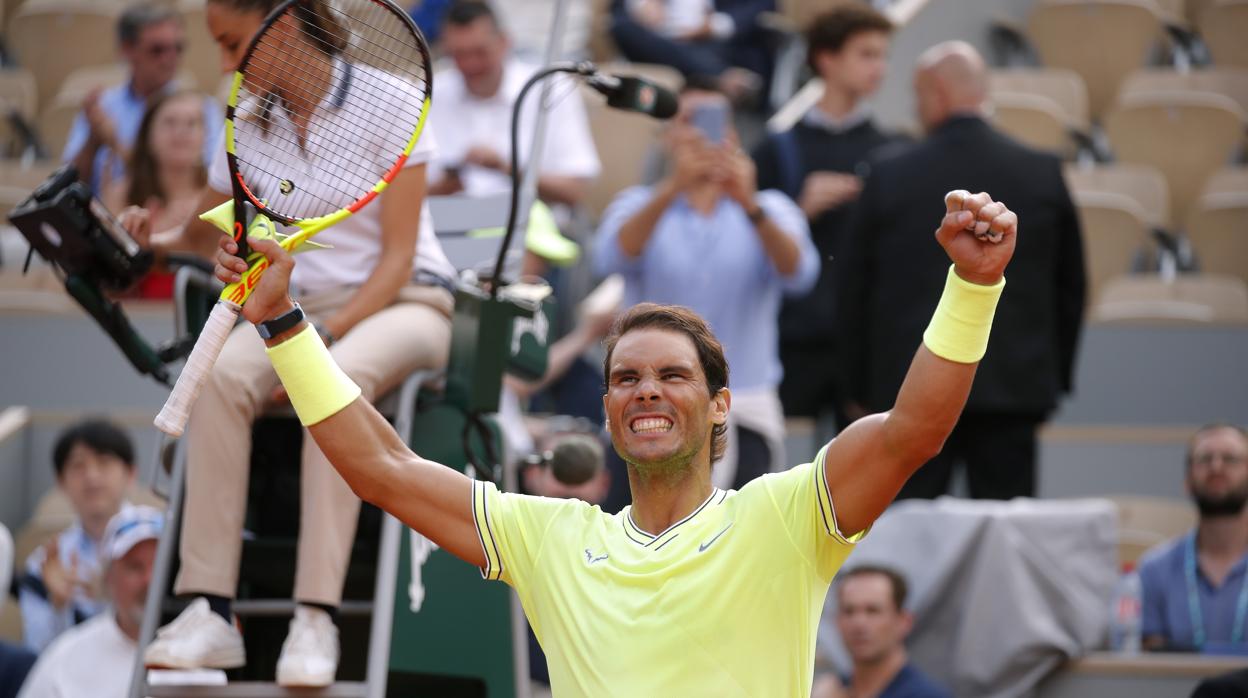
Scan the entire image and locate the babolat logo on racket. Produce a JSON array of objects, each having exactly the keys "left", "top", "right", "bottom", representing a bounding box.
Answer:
[{"left": 279, "top": 179, "right": 295, "bottom": 195}]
